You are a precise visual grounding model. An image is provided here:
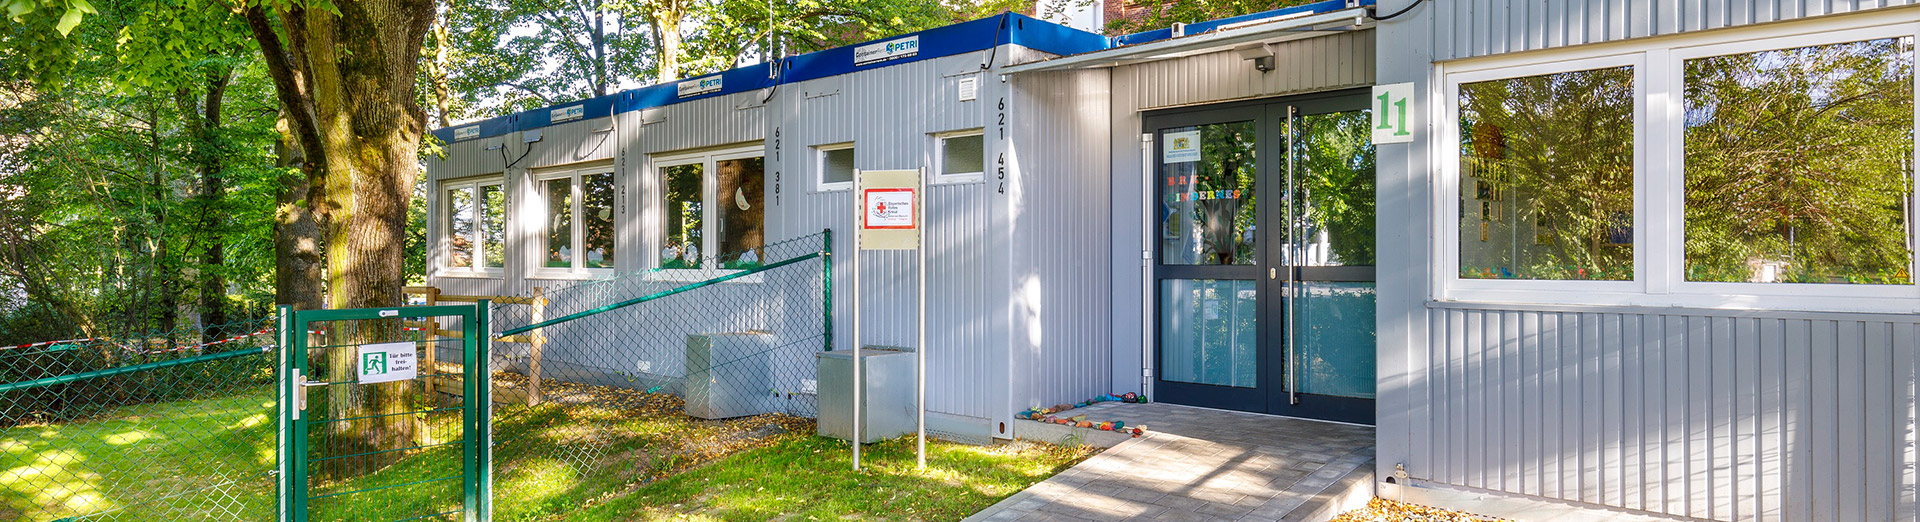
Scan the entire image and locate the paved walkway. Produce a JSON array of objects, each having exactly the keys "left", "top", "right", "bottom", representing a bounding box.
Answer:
[{"left": 966, "top": 403, "right": 1376, "bottom": 522}]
